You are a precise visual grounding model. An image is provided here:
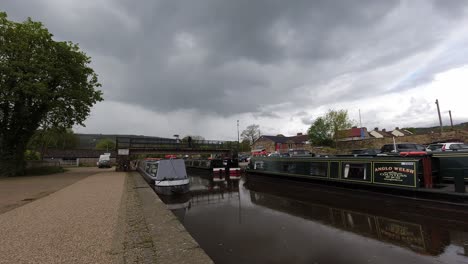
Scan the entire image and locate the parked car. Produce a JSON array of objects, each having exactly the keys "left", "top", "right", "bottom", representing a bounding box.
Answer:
[
  {"left": 380, "top": 143, "right": 426, "bottom": 153},
  {"left": 426, "top": 142, "right": 466, "bottom": 152},
  {"left": 288, "top": 149, "right": 314, "bottom": 157},
  {"left": 238, "top": 155, "right": 250, "bottom": 162},
  {"left": 268, "top": 153, "right": 281, "bottom": 157},
  {"left": 351, "top": 149, "right": 381, "bottom": 156}
]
